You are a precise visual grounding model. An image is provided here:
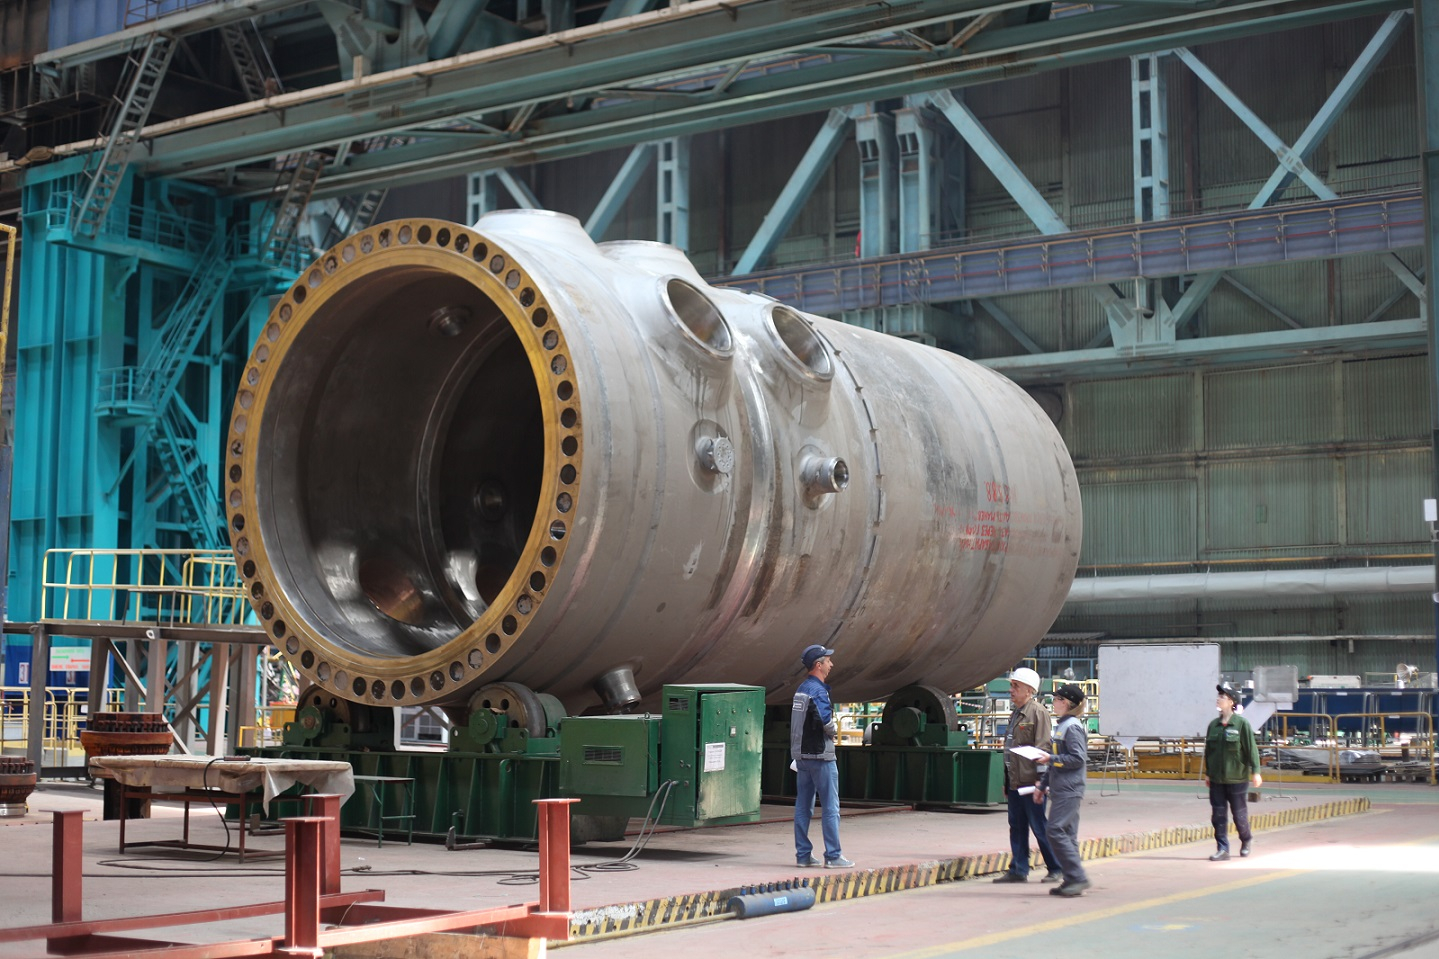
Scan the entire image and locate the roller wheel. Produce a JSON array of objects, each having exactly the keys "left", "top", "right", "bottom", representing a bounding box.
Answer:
[
  {"left": 470, "top": 682, "right": 556, "bottom": 739},
  {"left": 881, "top": 684, "right": 959, "bottom": 732}
]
